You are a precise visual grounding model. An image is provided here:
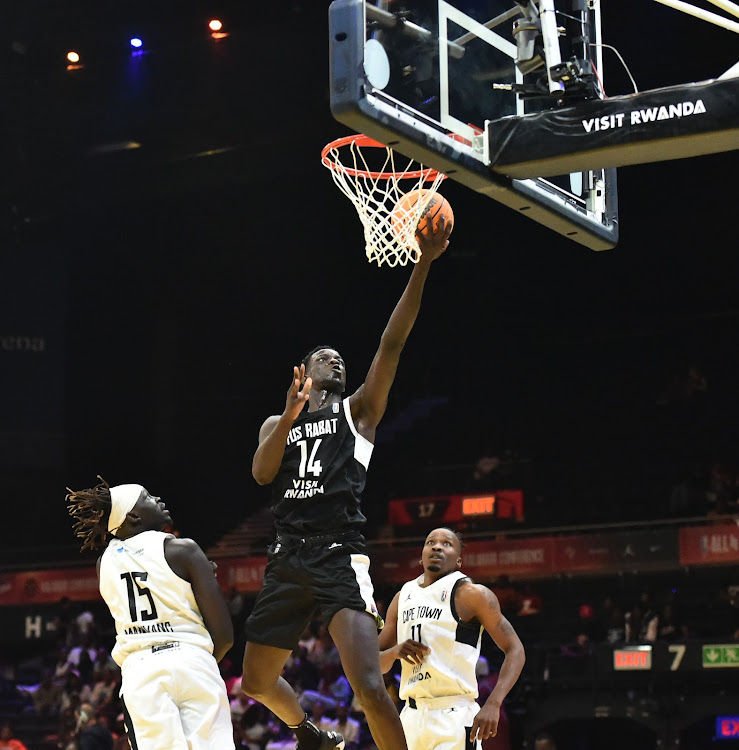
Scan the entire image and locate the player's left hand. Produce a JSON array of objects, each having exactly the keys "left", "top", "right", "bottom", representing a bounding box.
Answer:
[
  {"left": 470, "top": 701, "right": 501, "bottom": 742},
  {"left": 416, "top": 214, "right": 452, "bottom": 262}
]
